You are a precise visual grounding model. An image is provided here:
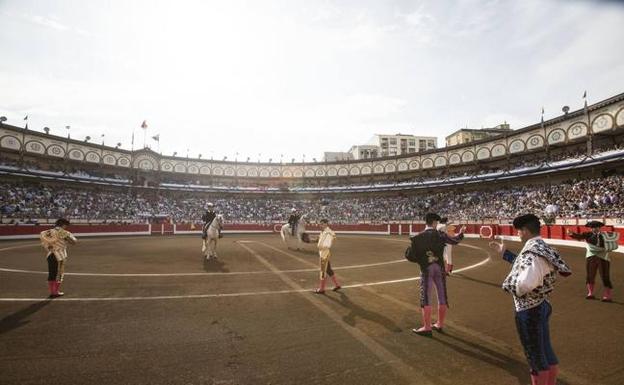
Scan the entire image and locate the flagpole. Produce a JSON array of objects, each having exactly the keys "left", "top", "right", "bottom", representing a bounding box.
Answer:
[
  {"left": 20, "top": 115, "right": 28, "bottom": 167},
  {"left": 541, "top": 107, "right": 549, "bottom": 160},
  {"left": 584, "top": 91, "right": 592, "bottom": 156}
]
